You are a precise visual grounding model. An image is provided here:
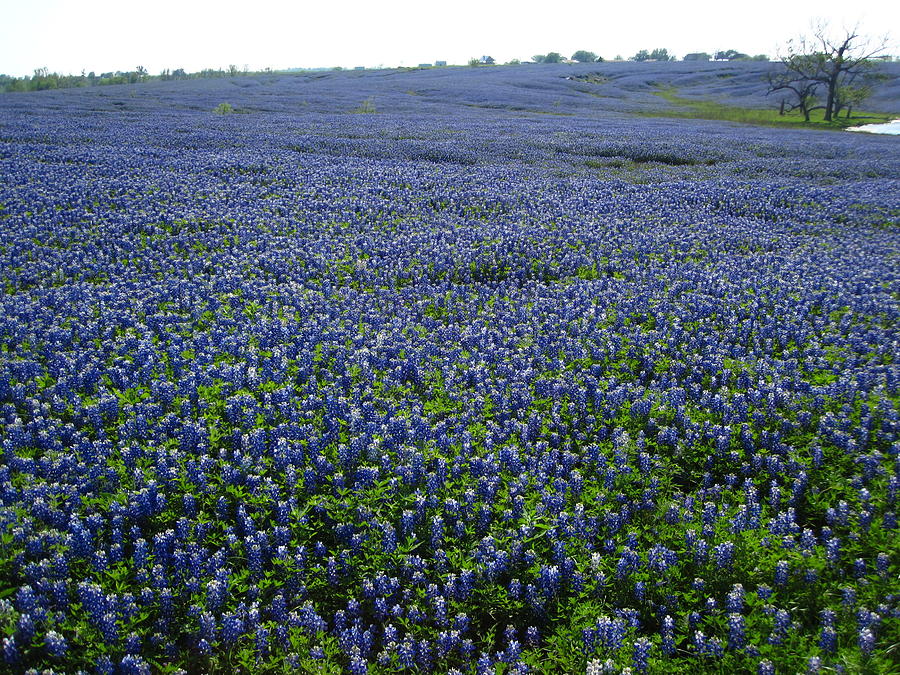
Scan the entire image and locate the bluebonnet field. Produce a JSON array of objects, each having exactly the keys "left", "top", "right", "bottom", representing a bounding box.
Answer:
[{"left": 0, "top": 61, "right": 898, "bottom": 674}]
